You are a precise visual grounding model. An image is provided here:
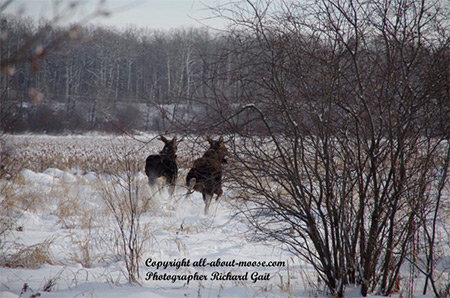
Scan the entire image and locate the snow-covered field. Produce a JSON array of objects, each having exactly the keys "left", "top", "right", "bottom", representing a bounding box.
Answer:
[
  {"left": 1, "top": 134, "right": 448, "bottom": 298},
  {"left": 0, "top": 134, "right": 312, "bottom": 298}
]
